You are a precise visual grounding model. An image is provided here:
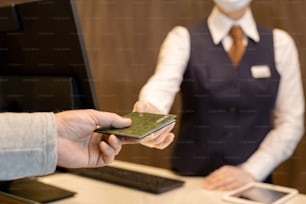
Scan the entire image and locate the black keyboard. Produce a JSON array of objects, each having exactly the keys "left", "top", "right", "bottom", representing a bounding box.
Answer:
[{"left": 68, "top": 166, "right": 184, "bottom": 194}]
